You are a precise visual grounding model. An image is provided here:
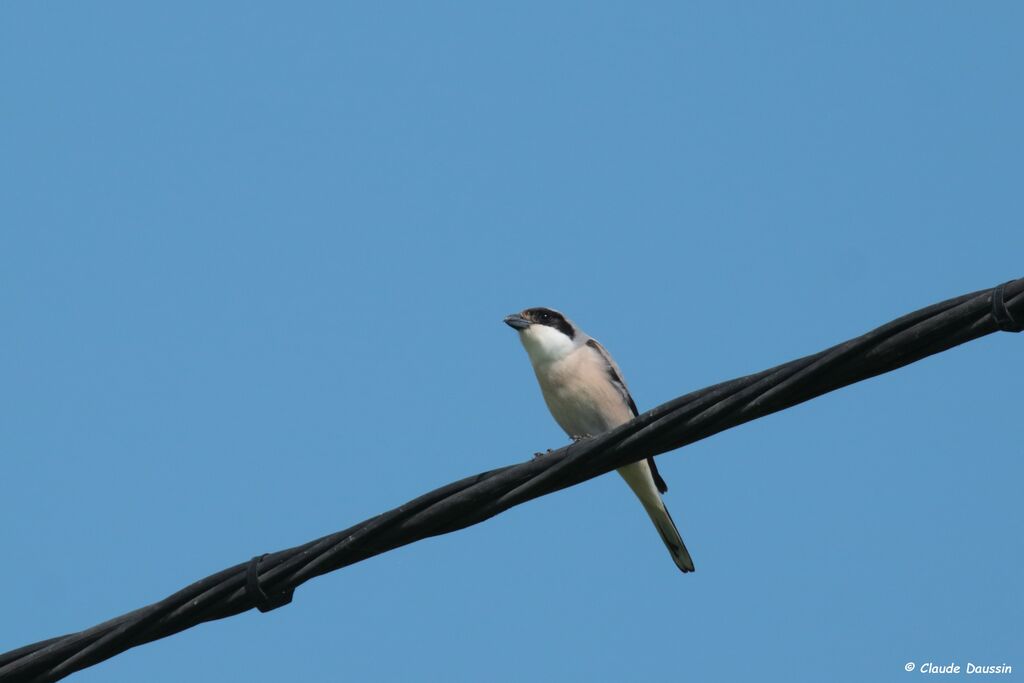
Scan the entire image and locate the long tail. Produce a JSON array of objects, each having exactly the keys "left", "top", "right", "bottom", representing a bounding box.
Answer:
[
  {"left": 645, "top": 502, "right": 695, "bottom": 573},
  {"left": 617, "top": 461, "right": 695, "bottom": 573}
]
